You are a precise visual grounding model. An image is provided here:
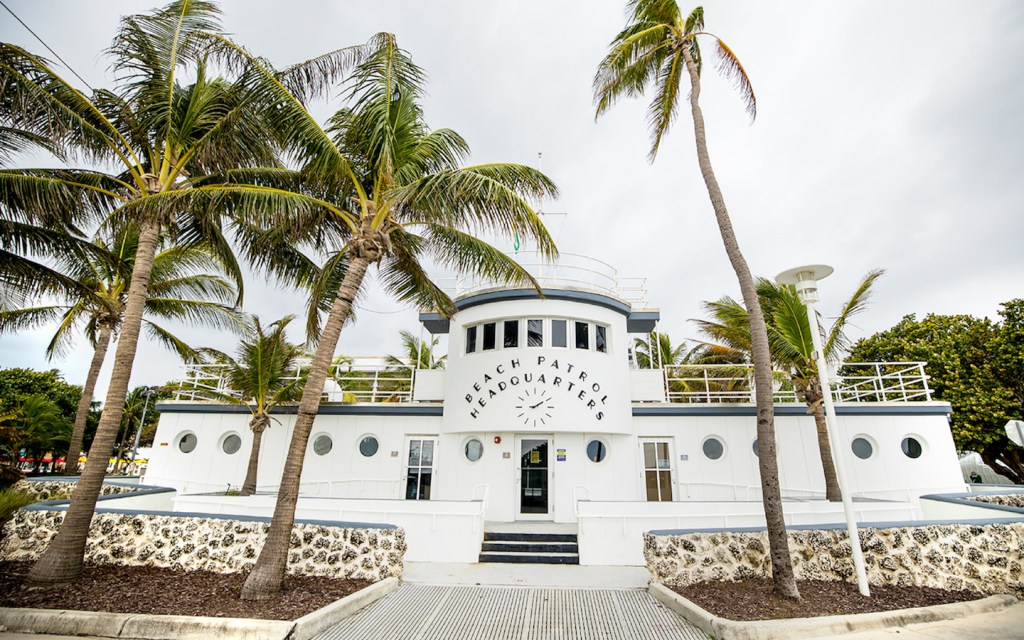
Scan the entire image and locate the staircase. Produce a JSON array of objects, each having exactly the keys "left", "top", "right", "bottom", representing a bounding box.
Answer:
[{"left": 479, "top": 529, "right": 580, "bottom": 565}]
